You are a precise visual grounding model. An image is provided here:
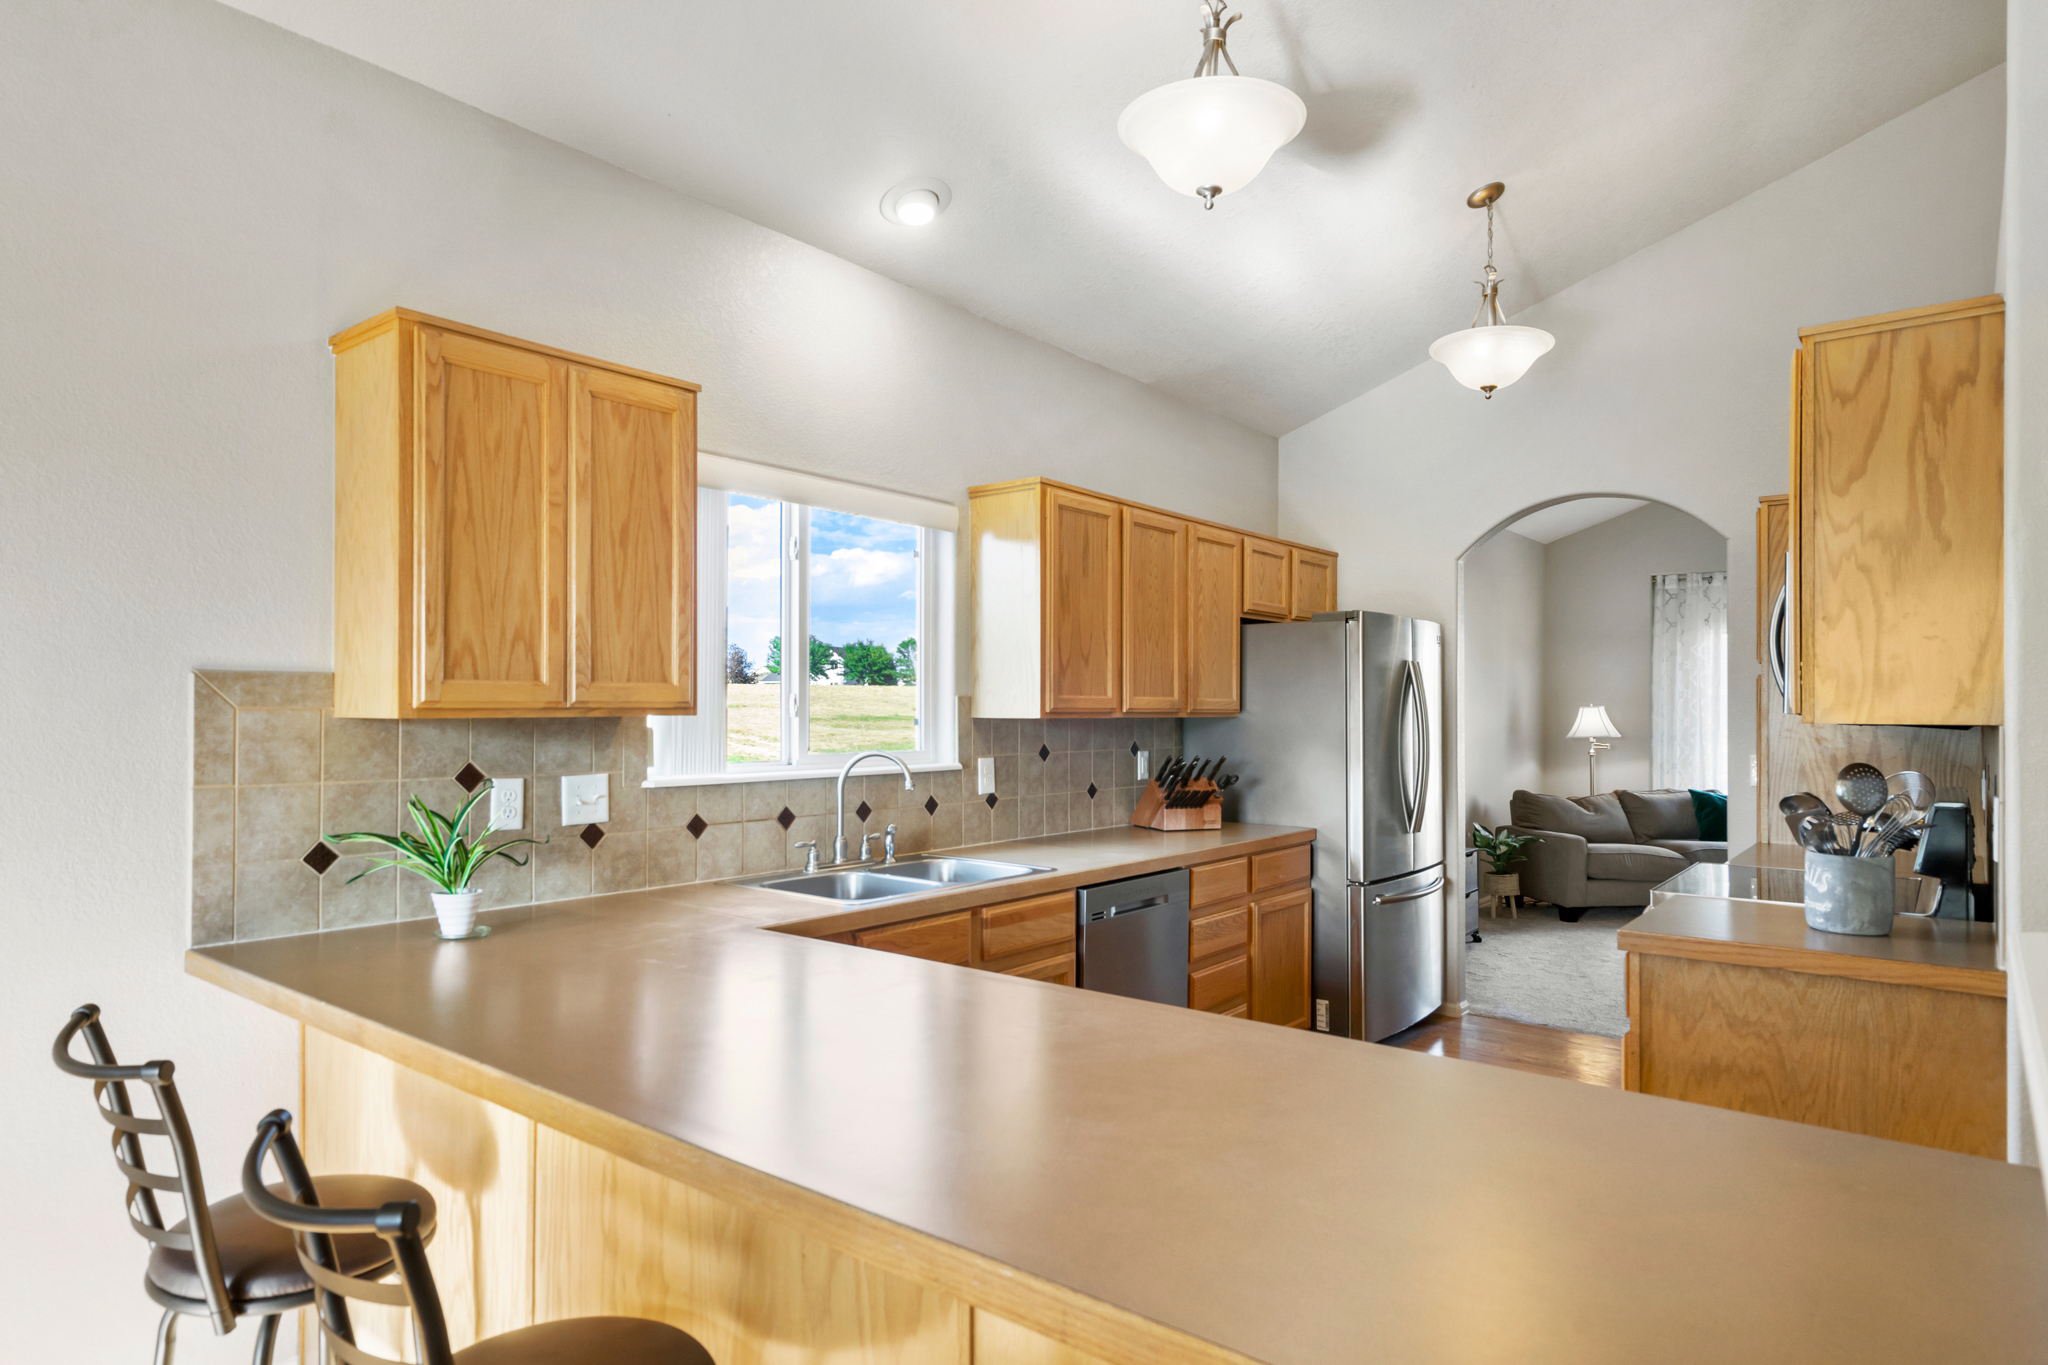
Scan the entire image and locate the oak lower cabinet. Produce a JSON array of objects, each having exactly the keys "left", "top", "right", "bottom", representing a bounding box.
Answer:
[
  {"left": 968, "top": 477, "right": 1335, "bottom": 719},
  {"left": 331, "top": 309, "right": 698, "bottom": 719},
  {"left": 1247, "top": 845, "right": 1313, "bottom": 1028},
  {"left": 1791, "top": 295, "right": 2002, "bottom": 725},
  {"left": 1188, "top": 855, "right": 1251, "bottom": 1014}
]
